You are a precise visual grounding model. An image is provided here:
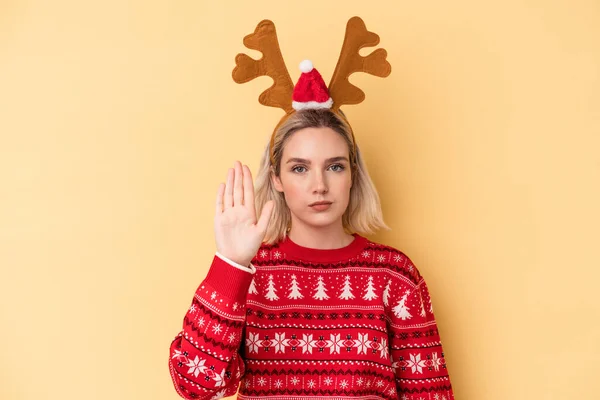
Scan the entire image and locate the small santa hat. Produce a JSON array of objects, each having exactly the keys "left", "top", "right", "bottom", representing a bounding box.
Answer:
[{"left": 292, "top": 60, "right": 334, "bottom": 111}]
